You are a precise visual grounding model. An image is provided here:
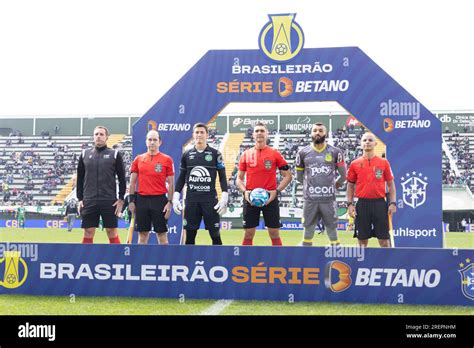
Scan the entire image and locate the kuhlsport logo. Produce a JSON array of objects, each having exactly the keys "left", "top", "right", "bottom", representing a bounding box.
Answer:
[
  {"left": 0, "top": 251, "right": 28, "bottom": 289},
  {"left": 324, "top": 260, "right": 352, "bottom": 293},
  {"left": 458, "top": 258, "right": 474, "bottom": 300},
  {"left": 259, "top": 13, "right": 304, "bottom": 62}
]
